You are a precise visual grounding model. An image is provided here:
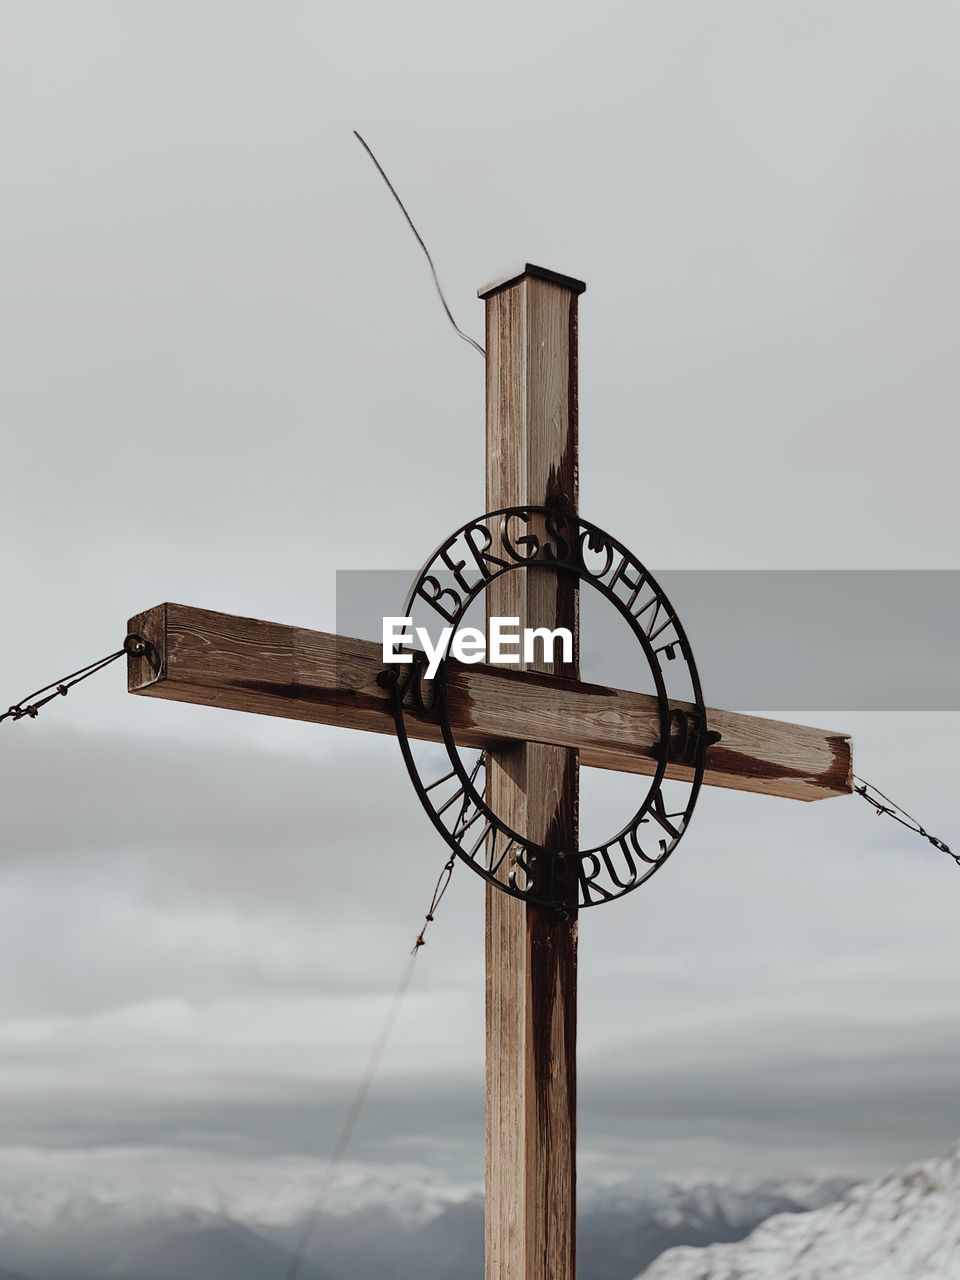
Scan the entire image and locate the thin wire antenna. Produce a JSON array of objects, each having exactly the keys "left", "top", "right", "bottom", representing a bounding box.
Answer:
[{"left": 353, "top": 130, "right": 485, "bottom": 359}]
